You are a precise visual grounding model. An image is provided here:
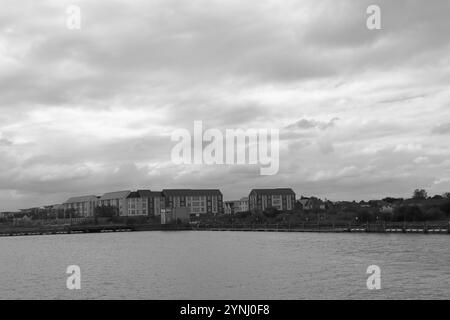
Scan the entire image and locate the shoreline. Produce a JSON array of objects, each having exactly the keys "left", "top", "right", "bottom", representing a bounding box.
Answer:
[{"left": 0, "top": 222, "right": 449, "bottom": 237}]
